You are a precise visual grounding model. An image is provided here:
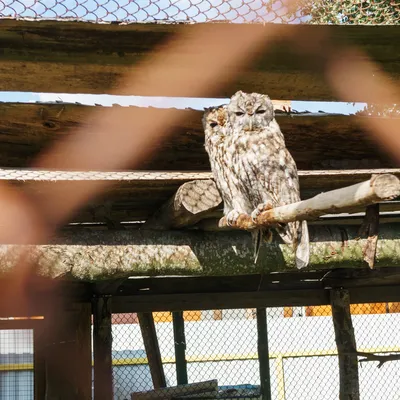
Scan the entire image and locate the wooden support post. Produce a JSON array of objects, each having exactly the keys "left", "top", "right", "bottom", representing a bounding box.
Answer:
[
  {"left": 138, "top": 312, "right": 167, "bottom": 389},
  {"left": 256, "top": 308, "right": 272, "bottom": 400},
  {"left": 93, "top": 295, "right": 113, "bottom": 400},
  {"left": 34, "top": 323, "right": 46, "bottom": 400},
  {"left": 331, "top": 289, "right": 360, "bottom": 400},
  {"left": 44, "top": 303, "right": 92, "bottom": 400},
  {"left": 172, "top": 311, "right": 188, "bottom": 385}
]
